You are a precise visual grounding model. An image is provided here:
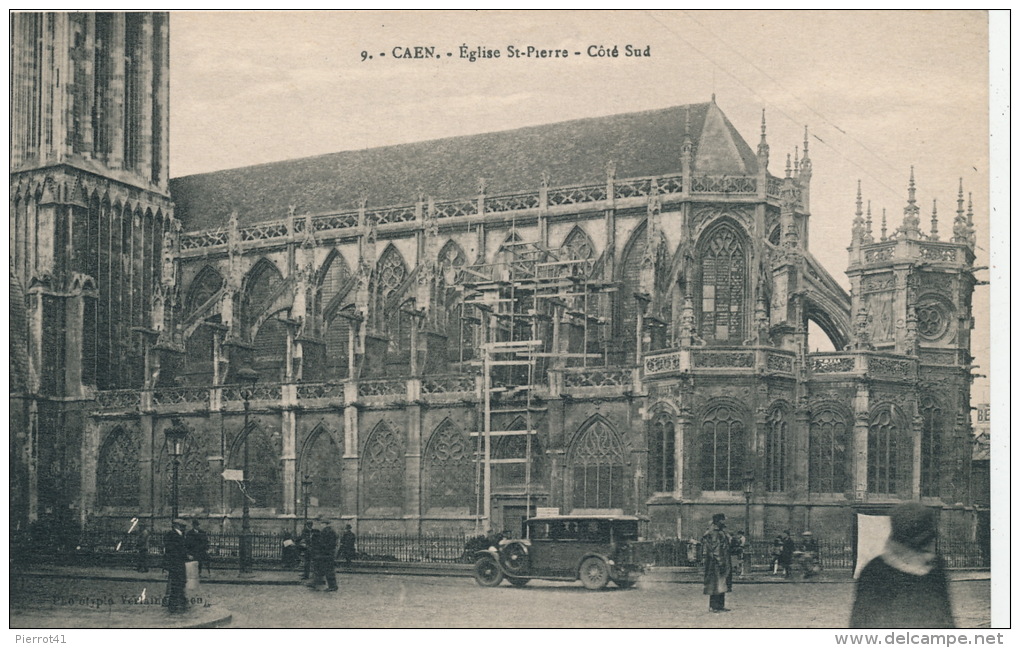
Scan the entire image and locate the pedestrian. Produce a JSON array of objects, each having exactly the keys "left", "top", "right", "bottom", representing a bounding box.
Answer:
[
  {"left": 307, "top": 517, "right": 338, "bottom": 592},
  {"left": 163, "top": 519, "right": 190, "bottom": 614},
  {"left": 281, "top": 531, "right": 300, "bottom": 568},
  {"left": 185, "top": 519, "right": 212, "bottom": 577},
  {"left": 850, "top": 502, "right": 954, "bottom": 628},
  {"left": 135, "top": 524, "right": 150, "bottom": 573},
  {"left": 799, "top": 531, "right": 820, "bottom": 579},
  {"left": 779, "top": 530, "right": 796, "bottom": 579},
  {"left": 731, "top": 530, "right": 748, "bottom": 576},
  {"left": 770, "top": 535, "right": 783, "bottom": 574},
  {"left": 702, "top": 513, "right": 732, "bottom": 613},
  {"left": 338, "top": 524, "right": 356, "bottom": 568},
  {"left": 298, "top": 520, "right": 316, "bottom": 580}
]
